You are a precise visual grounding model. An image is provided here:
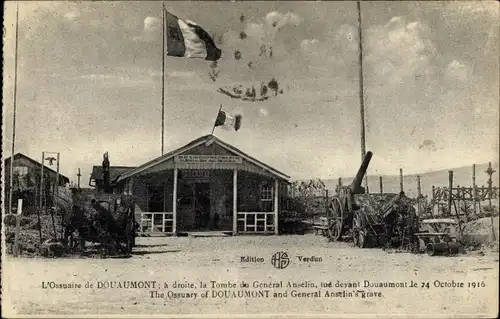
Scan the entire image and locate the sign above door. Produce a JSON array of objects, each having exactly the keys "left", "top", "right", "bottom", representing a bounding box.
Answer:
[{"left": 174, "top": 155, "right": 243, "bottom": 164}]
